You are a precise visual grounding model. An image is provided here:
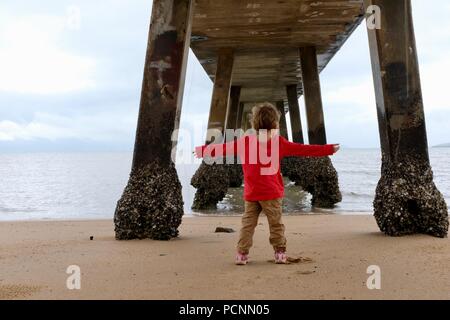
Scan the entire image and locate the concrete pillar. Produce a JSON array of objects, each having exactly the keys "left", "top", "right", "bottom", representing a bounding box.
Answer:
[
  {"left": 286, "top": 84, "right": 304, "bottom": 143},
  {"left": 191, "top": 48, "right": 236, "bottom": 210},
  {"left": 114, "top": 0, "right": 193, "bottom": 240},
  {"left": 242, "top": 110, "right": 251, "bottom": 131},
  {"left": 225, "top": 86, "right": 241, "bottom": 131},
  {"left": 285, "top": 46, "right": 341, "bottom": 208},
  {"left": 225, "top": 86, "right": 243, "bottom": 188},
  {"left": 281, "top": 85, "right": 304, "bottom": 182},
  {"left": 365, "top": 0, "right": 448, "bottom": 237},
  {"left": 236, "top": 102, "right": 244, "bottom": 129},
  {"left": 276, "top": 101, "right": 289, "bottom": 139},
  {"left": 206, "top": 48, "right": 234, "bottom": 144},
  {"left": 300, "top": 46, "right": 327, "bottom": 145}
]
